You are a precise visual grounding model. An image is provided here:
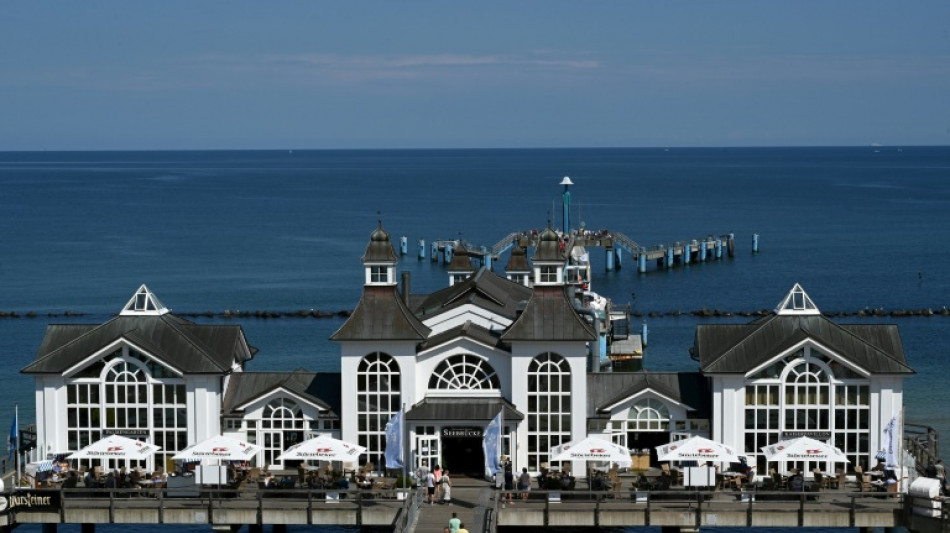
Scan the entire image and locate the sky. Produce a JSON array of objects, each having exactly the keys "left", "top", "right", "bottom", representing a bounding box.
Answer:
[{"left": 2, "top": 1, "right": 949, "bottom": 150}]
